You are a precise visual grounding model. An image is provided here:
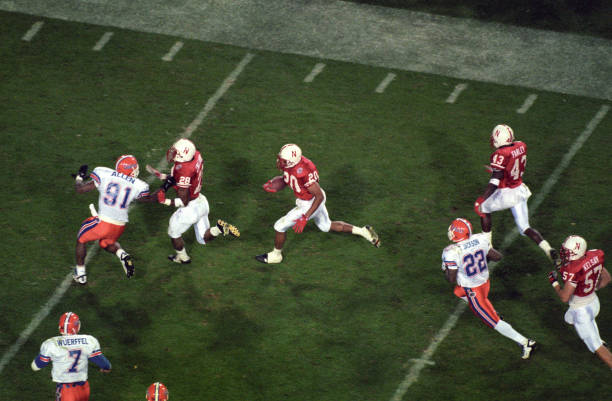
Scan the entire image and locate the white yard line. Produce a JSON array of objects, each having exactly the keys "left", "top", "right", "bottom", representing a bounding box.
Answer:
[
  {"left": 390, "top": 104, "right": 610, "bottom": 401},
  {"left": 0, "top": 52, "right": 254, "bottom": 375},
  {"left": 22, "top": 21, "right": 43, "bottom": 41},
  {"left": 304, "top": 62, "right": 326, "bottom": 83},
  {"left": 516, "top": 94, "right": 538, "bottom": 114},
  {"left": 445, "top": 83, "right": 468, "bottom": 103},
  {"left": 375, "top": 73, "right": 396, "bottom": 93},
  {"left": 92, "top": 31, "right": 113, "bottom": 51},
  {"left": 162, "top": 41, "right": 184, "bottom": 61}
]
